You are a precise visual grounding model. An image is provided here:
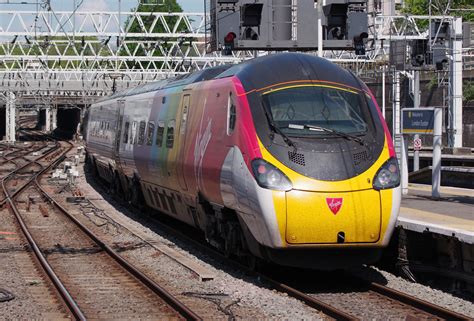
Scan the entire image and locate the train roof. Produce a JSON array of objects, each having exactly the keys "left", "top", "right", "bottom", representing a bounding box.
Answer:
[
  {"left": 218, "top": 52, "right": 363, "bottom": 93},
  {"left": 95, "top": 64, "right": 232, "bottom": 103},
  {"left": 93, "top": 53, "right": 364, "bottom": 105}
]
